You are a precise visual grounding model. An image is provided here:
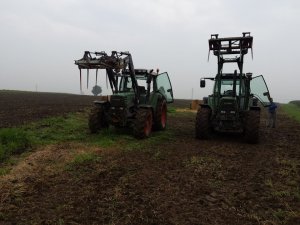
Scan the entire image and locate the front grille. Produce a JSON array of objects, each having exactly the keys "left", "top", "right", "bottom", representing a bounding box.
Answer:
[
  {"left": 219, "top": 99, "right": 237, "bottom": 120},
  {"left": 110, "top": 95, "right": 127, "bottom": 107},
  {"left": 220, "top": 100, "right": 235, "bottom": 111}
]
